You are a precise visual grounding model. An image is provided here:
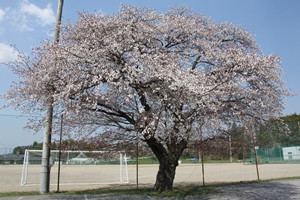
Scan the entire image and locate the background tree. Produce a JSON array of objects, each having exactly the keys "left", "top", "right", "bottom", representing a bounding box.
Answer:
[
  {"left": 13, "top": 141, "right": 43, "bottom": 155},
  {"left": 257, "top": 114, "right": 300, "bottom": 147},
  {"left": 13, "top": 146, "right": 25, "bottom": 155},
  {"left": 4, "top": 6, "right": 289, "bottom": 191},
  {"left": 230, "top": 123, "right": 252, "bottom": 161},
  {"left": 280, "top": 114, "right": 300, "bottom": 146}
]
